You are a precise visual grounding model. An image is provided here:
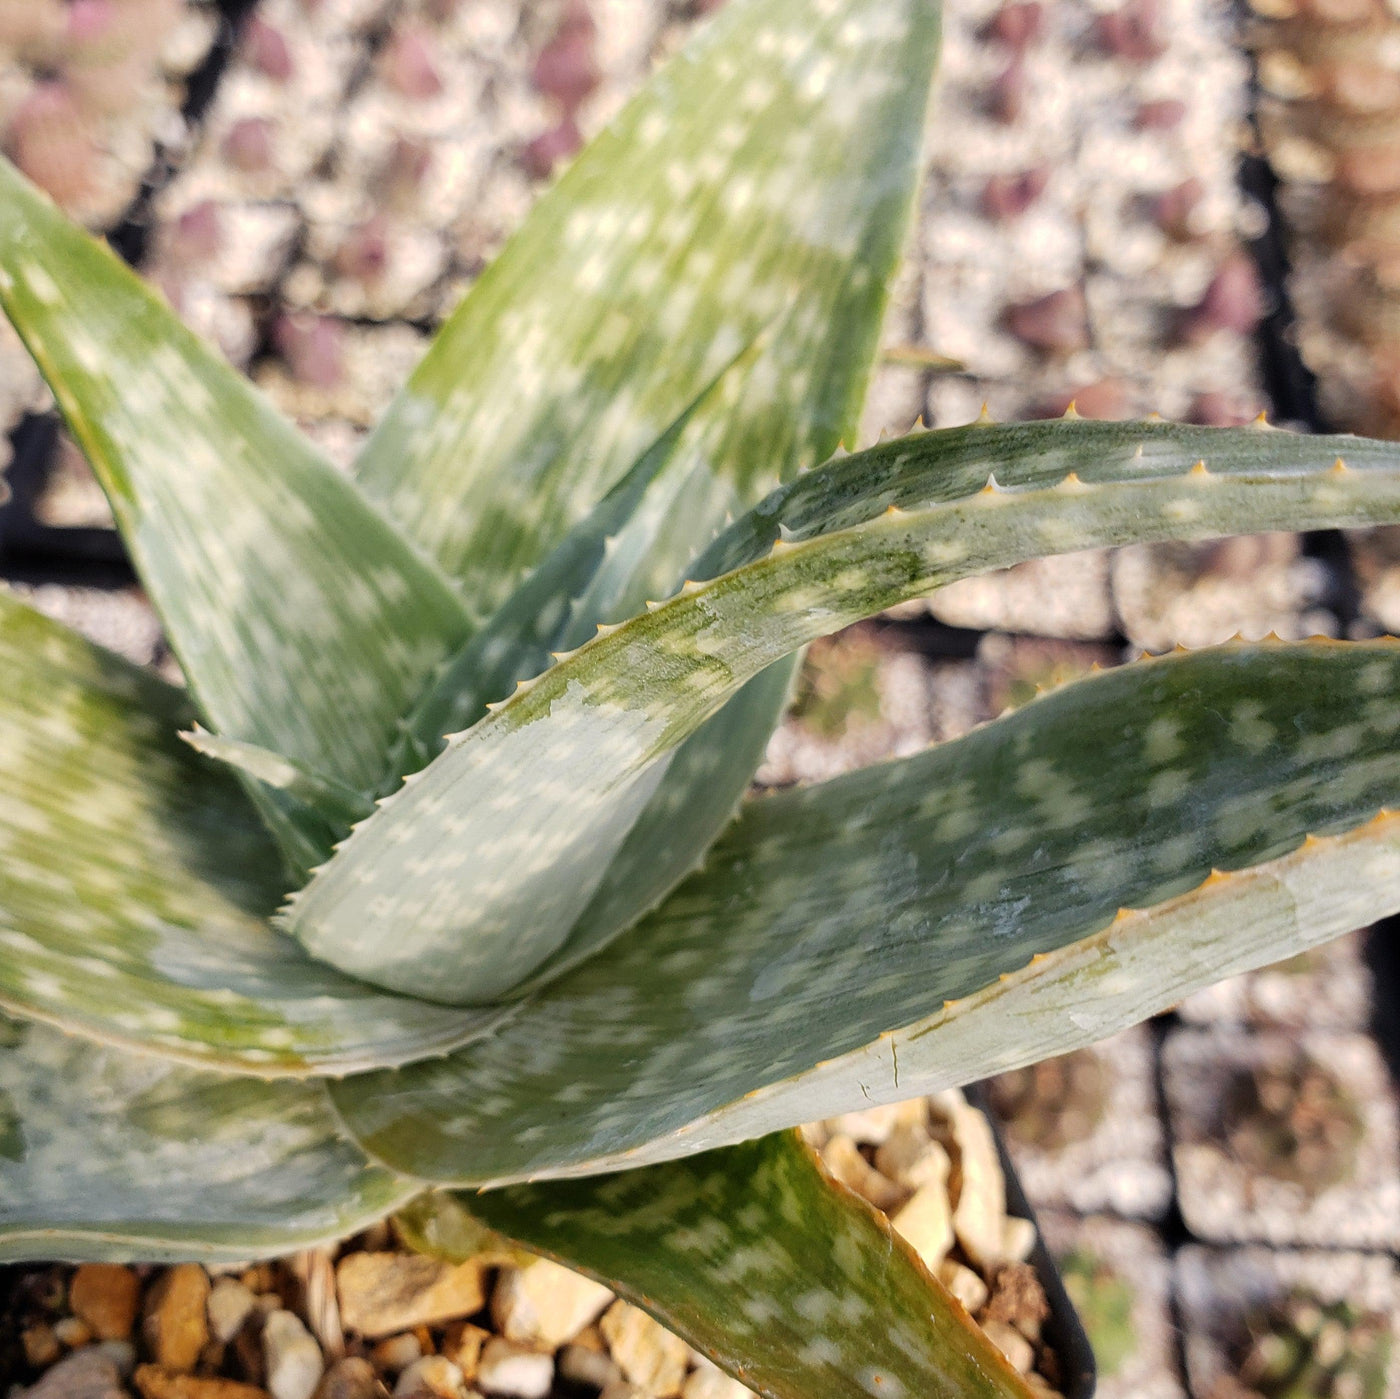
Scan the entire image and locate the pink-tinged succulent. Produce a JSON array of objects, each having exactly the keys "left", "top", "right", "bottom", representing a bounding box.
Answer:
[
  {"left": 984, "top": 2, "right": 1043, "bottom": 51},
  {"left": 1181, "top": 252, "right": 1265, "bottom": 341},
  {"left": 222, "top": 117, "right": 275, "bottom": 174},
  {"left": 1135, "top": 97, "right": 1186, "bottom": 130},
  {"left": 1035, "top": 378, "right": 1131, "bottom": 420},
  {"left": 1152, "top": 177, "right": 1205, "bottom": 240},
  {"left": 383, "top": 27, "right": 444, "bottom": 101},
  {"left": 274, "top": 312, "right": 347, "bottom": 389},
  {"left": 533, "top": 2, "right": 600, "bottom": 115},
  {"left": 372, "top": 135, "right": 434, "bottom": 209},
  {"left": 980, "top": 166, "right": 1049, "bottom": 220},
  {"left": 169, "top": 200, "right": 224, "bottom": 265},
  {"left": 521, "top": 116, "right": 583, "bottom": 179},
  {"left": 4, "top": 83, "right": 95, "bottom": 210},
  {"left": 1095, "top": 0, "right": 1165, "bottom": 62},
  {"left": 1189, "top": 390, "right": 1264, "bottom": 427},
  {"left": 244, "top": 16, "right": 295, "bottom": 84},
  {"left": 1005, "top": 286, "right": 1091, "bottom": 352},
  {"left": 987, "top": 59, "right": 1027, "bottom": 123},
  {"left": 335, "top": 216, "right": 391, "bottom": 285}
]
